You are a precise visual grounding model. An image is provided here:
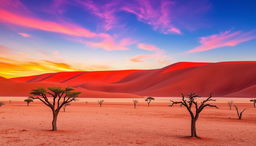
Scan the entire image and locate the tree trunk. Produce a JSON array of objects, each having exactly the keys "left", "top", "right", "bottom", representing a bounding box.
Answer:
[
  {"left": 27, "top": 102, "right": 29, "bottom": 106},
  {"left": 254, "top": 102, "right": 256, "bottom": 108},
  {"left": 238, "top": 113, "right": 242, "bottom": 120},
  {"left": 191, "top": 118, "right": 197, "bottom": 137},
  {"left": 51, "top": 111, "right": 59, "bottom": 131}
]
